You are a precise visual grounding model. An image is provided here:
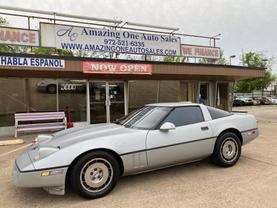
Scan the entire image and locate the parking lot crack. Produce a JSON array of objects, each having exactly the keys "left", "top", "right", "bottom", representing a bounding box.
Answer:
[{"left": 242, "top": 155, "right": 277, "bottom": 168}]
